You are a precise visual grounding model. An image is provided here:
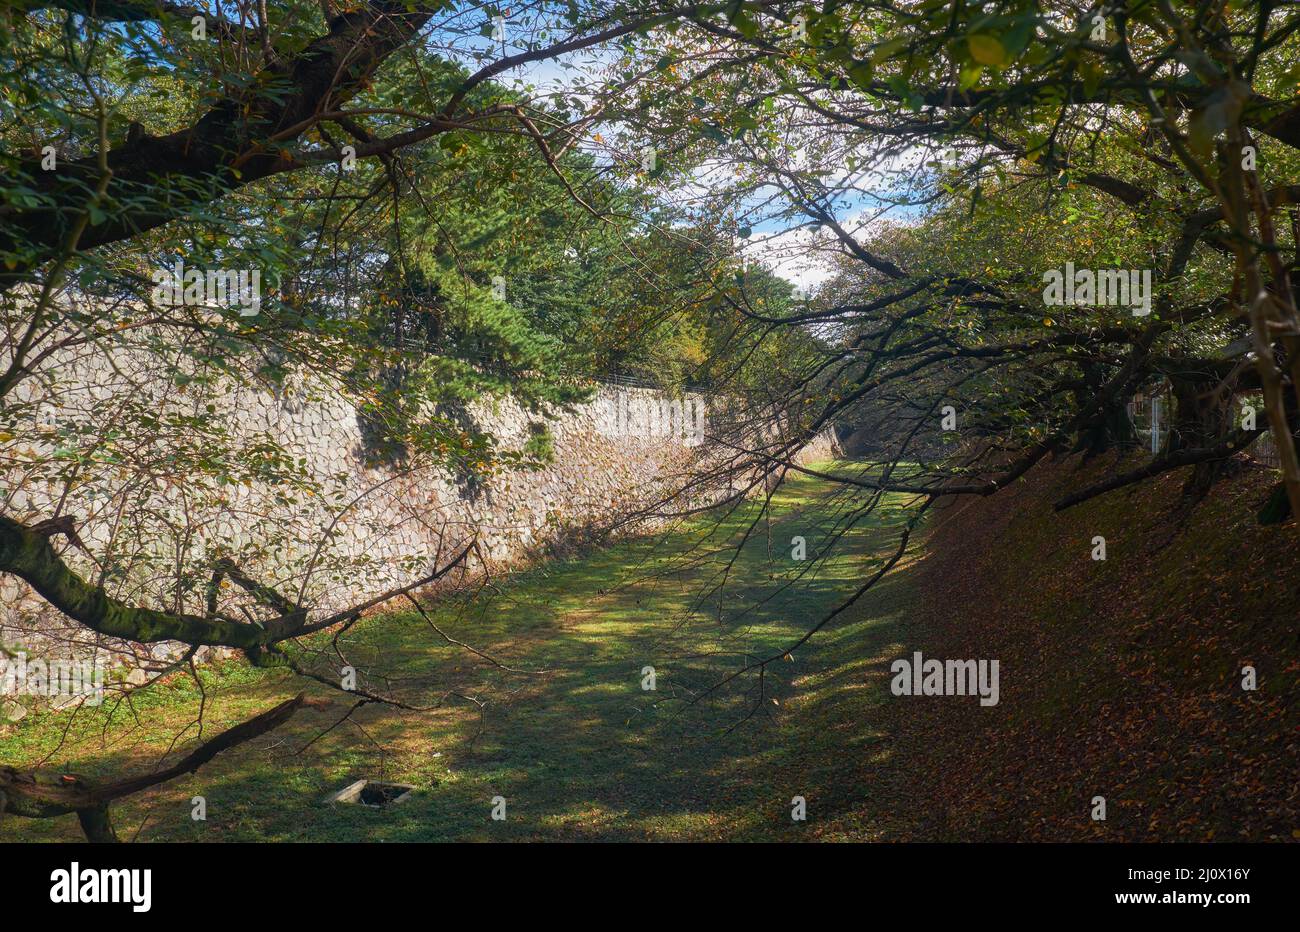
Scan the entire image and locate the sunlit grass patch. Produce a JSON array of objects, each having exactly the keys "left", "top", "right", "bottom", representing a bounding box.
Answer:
[{"left": 0, "top": 467, "right": 925, "bottom": 842}]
